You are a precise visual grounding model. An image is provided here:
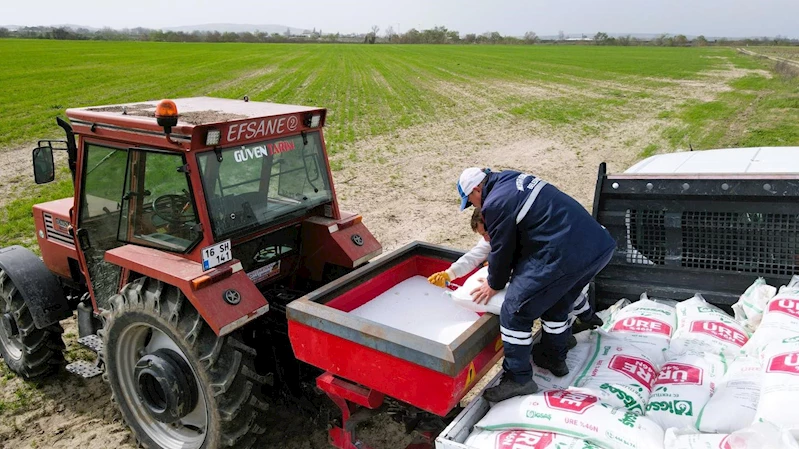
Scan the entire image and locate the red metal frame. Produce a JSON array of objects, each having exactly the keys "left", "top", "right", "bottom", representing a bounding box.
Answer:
[
  {"left": 293, "top": 321, "right": 502, "bottom": 416},
  {"left": 289, "top": 254, "right": 503, "bottom": 416},
  {"left": 71, "top": 133, "right": 101, "bottom": 310},
  {"left": 317, "top": 373, "right": 434, "bottom": 449}
]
